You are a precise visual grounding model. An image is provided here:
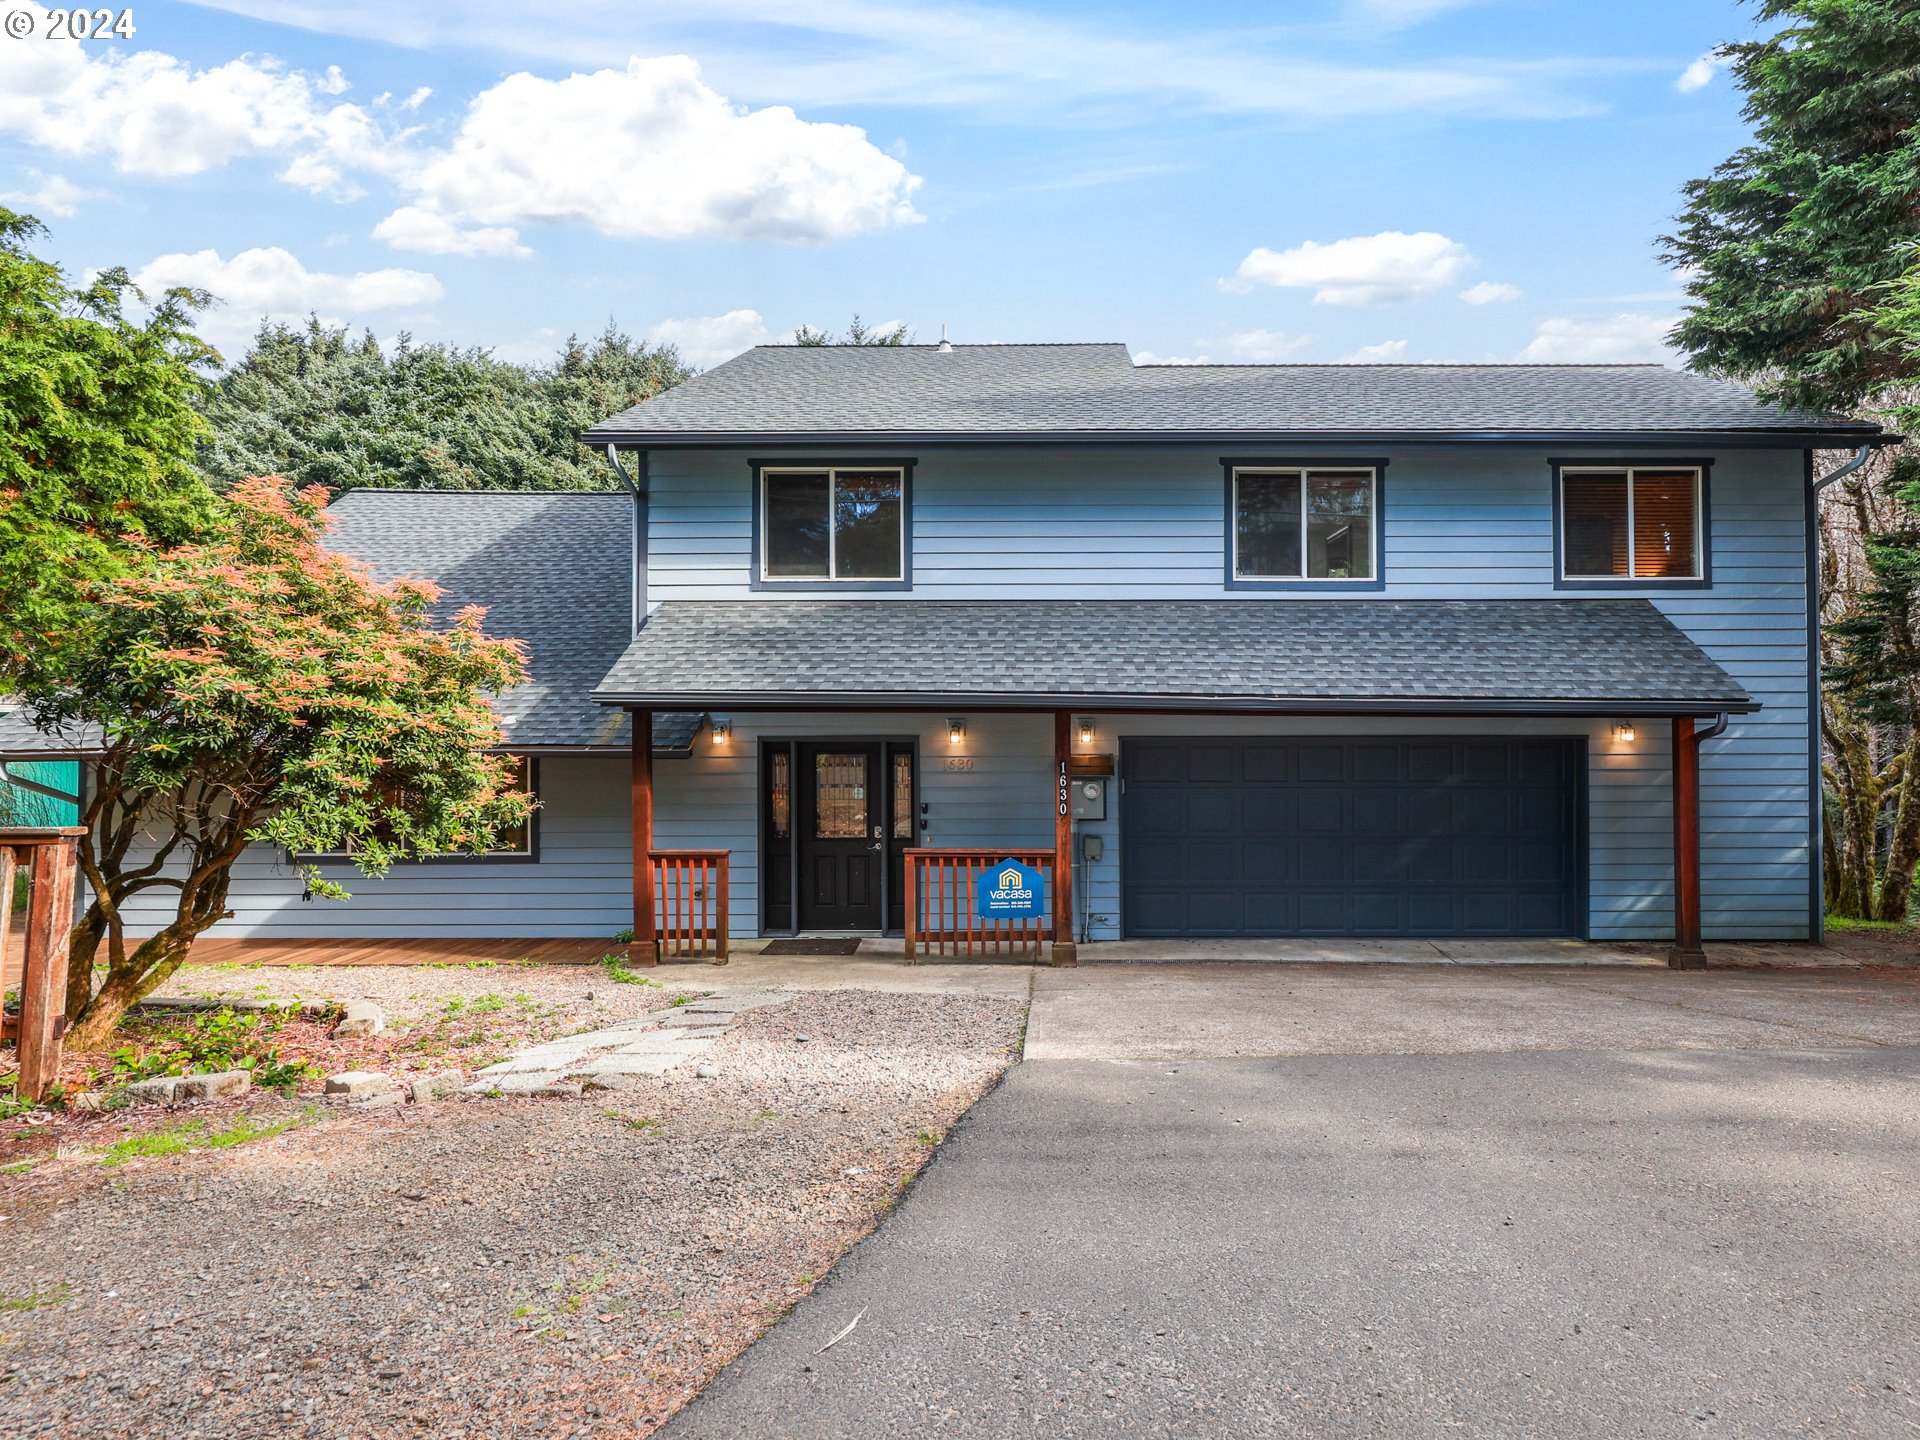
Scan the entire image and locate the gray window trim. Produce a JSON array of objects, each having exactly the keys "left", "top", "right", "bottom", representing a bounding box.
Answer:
[
  {"left": 749, "top": 458, "right": 915, "bottom": 592},
  {"left": 1221, "top": 458, "right": 1388, "bottom": 592}
]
